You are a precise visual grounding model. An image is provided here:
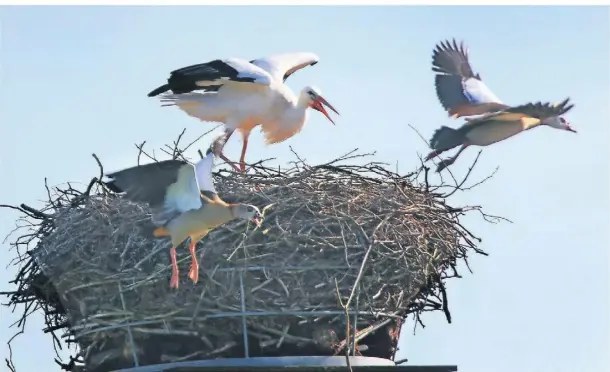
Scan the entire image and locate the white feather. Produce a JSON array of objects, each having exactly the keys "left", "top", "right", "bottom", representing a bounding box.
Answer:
[
  {"left": 194, "top": 151, "right": 217, "bottom": 194},
  {"left": 250, "top": 52, "right": 319, "bottom": 82},
  {"left": 221, "top": 58, "right": 274, "bottom": 86},
  {"left": 164, "top": 165, "right": 202, "bottom": 215}
]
